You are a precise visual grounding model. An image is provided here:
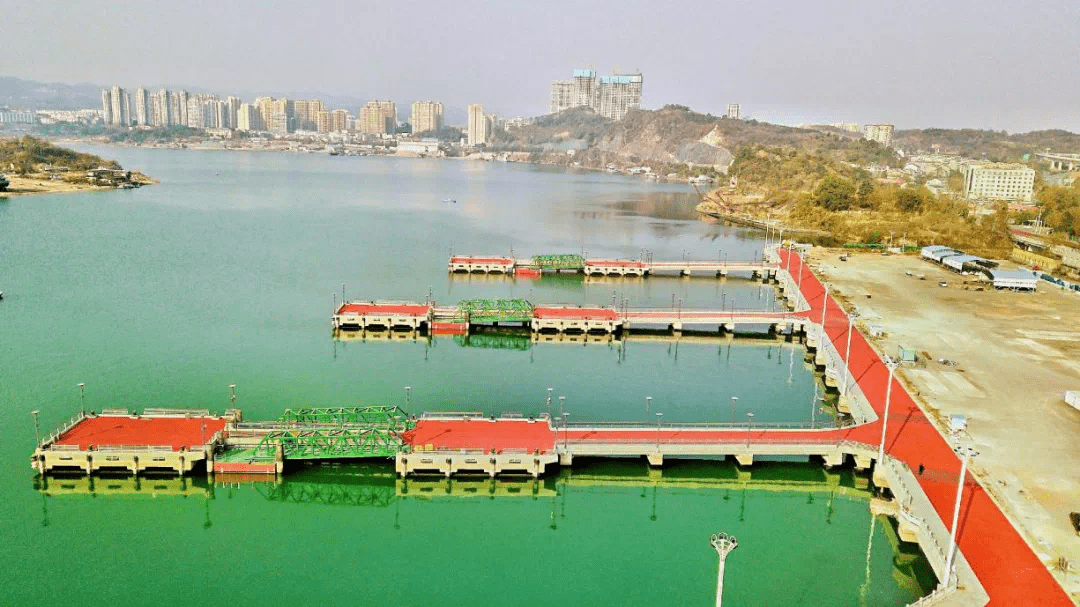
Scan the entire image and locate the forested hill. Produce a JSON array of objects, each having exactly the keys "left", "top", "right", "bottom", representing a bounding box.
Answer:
[
  {"left": 892, "top": 128, "right": 1080, "bottom": 162},
  {"left": 0, "top": 136, "right": 121, "bottom": 172},
  {"left": 491, "top": 106, "right": 899, "bottom": 173}
]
